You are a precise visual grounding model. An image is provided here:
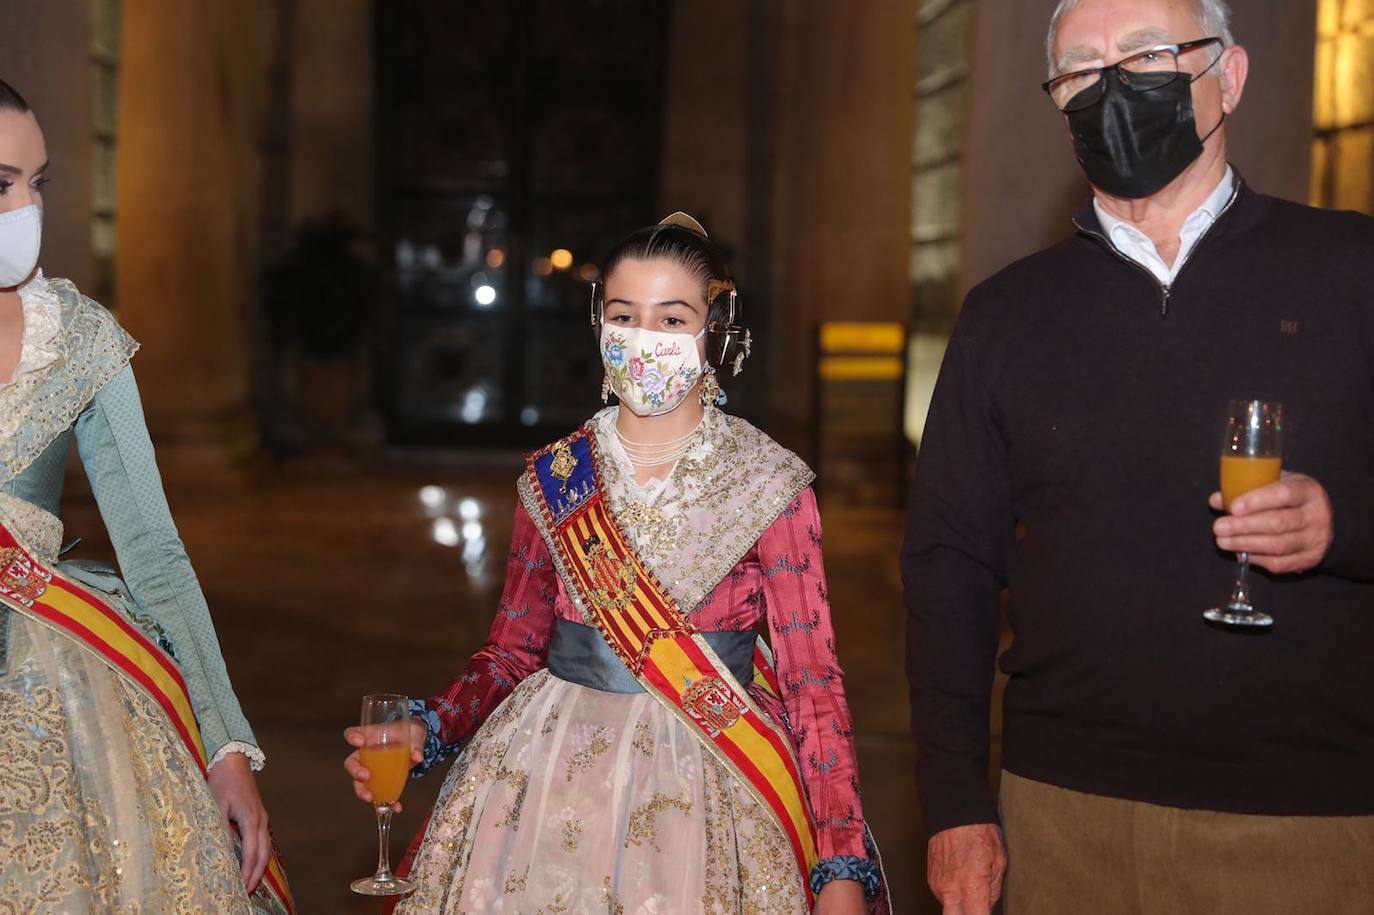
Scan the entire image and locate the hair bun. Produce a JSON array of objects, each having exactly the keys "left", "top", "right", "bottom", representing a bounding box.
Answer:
[{"left": 657, "top": 211, "right": 709, "bottom": 237}]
